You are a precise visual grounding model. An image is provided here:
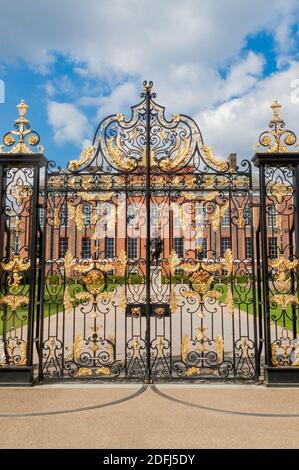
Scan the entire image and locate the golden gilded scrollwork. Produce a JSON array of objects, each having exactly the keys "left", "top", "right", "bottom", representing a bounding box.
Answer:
[
  {"left": 238, "top": 208, "right": 245, "bottom": 229},
  {"left": 0, "top": 294, "right": 29, "bottom": 310},
  {"left": 155, "top": 336, "right": 166, "bottom": 358},
  {"left": 269, "top": 255, "right": 299, "bottom": 294},
  {"left": 210, "top": 201, "right": 229, "bottom": 231},
  {"left": 169, "top": 290, "right": 177, "bottom": 314},
  {"left": 184, "top": 367, "right": 202, "bottom": 377},
  {"left": 132, "top": 336, "right": 141, "bottom": 358},
  {"left": 215, "top": 335, "right": 224, "bottom": 362},
  {"left": 78, "top": 191, "right": 114, "bottom": 202},
  {"left": 53, "top": 208, "right": 60, "bottom": 229},
  {"left": 169, "top": 248, "right": 234, "bottom": 316},
  {"left": 181, "top": 326, "right": 224, "bottom": 376},
  {"left": 270, "top": 182, "right": 293, "bottom": 203},
  {"left": 169, "top": 250, "right": 180, "bottom": 275},
  {"left": 107, "top": 134, "right": 137, "bottom": 171},
  {"left": 2, "top": 338, "right": 27, "bottom": 366},
  {"left": 159, "top": 136, "right": 191, "bottom": 171},
  {"left": 196, "top": 326, "right": 208, "bottom": 351},
  {"left": 271, "top": 329, "right": 293, "bottom": 366},
  {"left": 183, "top": 270, "right": 221, "bottom": 309},
  {"left": 75, "top": 367, "right": 93, "bottom": 377},
  {"left": 60, "top": 250, "right": 127, "bottom": 316},
  {"left": 272, "top": 294, "right": 298, "bottom": 310},
  {"left": 1, "top": 256, "right": 30, "bottom": 273},
  {"left": 181, "top": 335, "right": 189, "bottom": 363},
  {"left": 240, "top": 338, "right": 249, "bottom": 358},
  {"left": 118, "top": 289, "right": 127, "bottom": 312},
  {"left": 48, "top": 176, "right": 65, "bottom": 189},
  {"left": 0, "top": 99, "right": 42, "bottom": 154},
  {"left": 223, "top": 286, "right": 234, "bottom": 315},
  {"left": 68, "top": 328, "right": 114, "bottom": 377},
  {"left": 67, "top": 145, "right": 95, "bottom": 171},
  {"left": 1, "top": 256, "right": 30, "bottom": 292},
  {"left": 200, "top": 145, "right": 229, "bottom": 171},
  {"left": 96, "top": 367, "right": 112, "bottom": 376},
  {"left": 63, "top": 250, "right": 127, "bottom": 279},
  {"left": 291, "top": 342, "right": 299, "bottom": 367},
  {"left": 0, "top": 341, "right": 6, "bottom": 366},
  {"left": 63, "top": 250, "right": 76, "bottom": 277},
  {"left": 132, "top": 307, "right": 141, "bottom": 318},
  {"left": 73, "top": 334, "right": 83, "bottom": 362},
  {"left": 155, "top": 307, "right": 165, "bottom": 318},
  {"left": 65, "top": 204, "right": 84, "bottom": 231},
  {"left": 11, "top": 183, "right": 32, "bottom": 204},
  {"left": 63, "top": 287, "right": 73, "bottom": 312},
  {"left": 255, "top": 100, "right": 298, "bottom": 153},
  {"left": 203, "top": 191, "right": 218, "bottom": 202}
]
